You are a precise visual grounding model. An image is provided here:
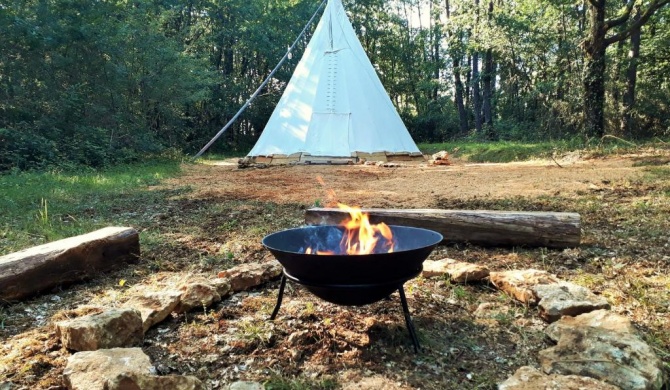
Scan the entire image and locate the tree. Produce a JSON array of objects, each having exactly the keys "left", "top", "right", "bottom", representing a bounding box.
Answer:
[{"left": 582, "top": 0, "right": 670, "bottom": 138}]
